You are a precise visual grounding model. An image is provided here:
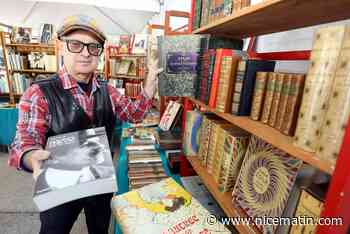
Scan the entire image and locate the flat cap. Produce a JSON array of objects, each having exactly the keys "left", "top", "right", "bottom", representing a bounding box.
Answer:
[{"left": 57, "top": 15, "right": 106, "bottom": 44}]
